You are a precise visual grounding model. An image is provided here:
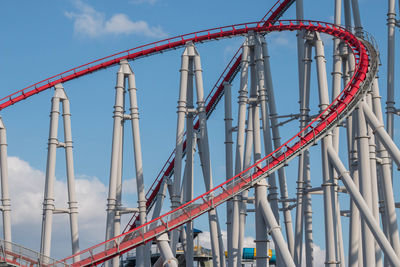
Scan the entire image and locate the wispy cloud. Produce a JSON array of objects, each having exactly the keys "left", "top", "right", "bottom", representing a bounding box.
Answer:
[{"left": 65, "top": 0, "right": 167, "bottom": 38}]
